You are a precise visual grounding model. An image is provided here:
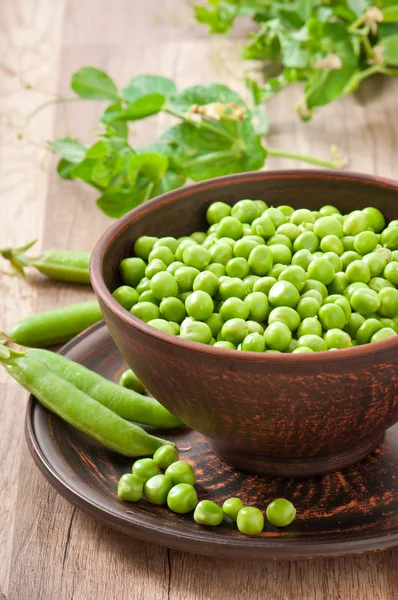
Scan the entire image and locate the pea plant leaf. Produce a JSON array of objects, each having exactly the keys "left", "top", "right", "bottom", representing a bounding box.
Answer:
[
  {"left": 123, "top": 75, "right": 177, "bottom": 102},
  {"left": 49, "top": 138, "right": 87, "bottom": 163},
  {"left": 166, "top": 83, "right": 248, "bottom": 114},
  {"left": 71, "top": 67, "right": 119, "bottom": 101},
  {"left": 381, "top": 34, "right": 398, "bottom": 64}
]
